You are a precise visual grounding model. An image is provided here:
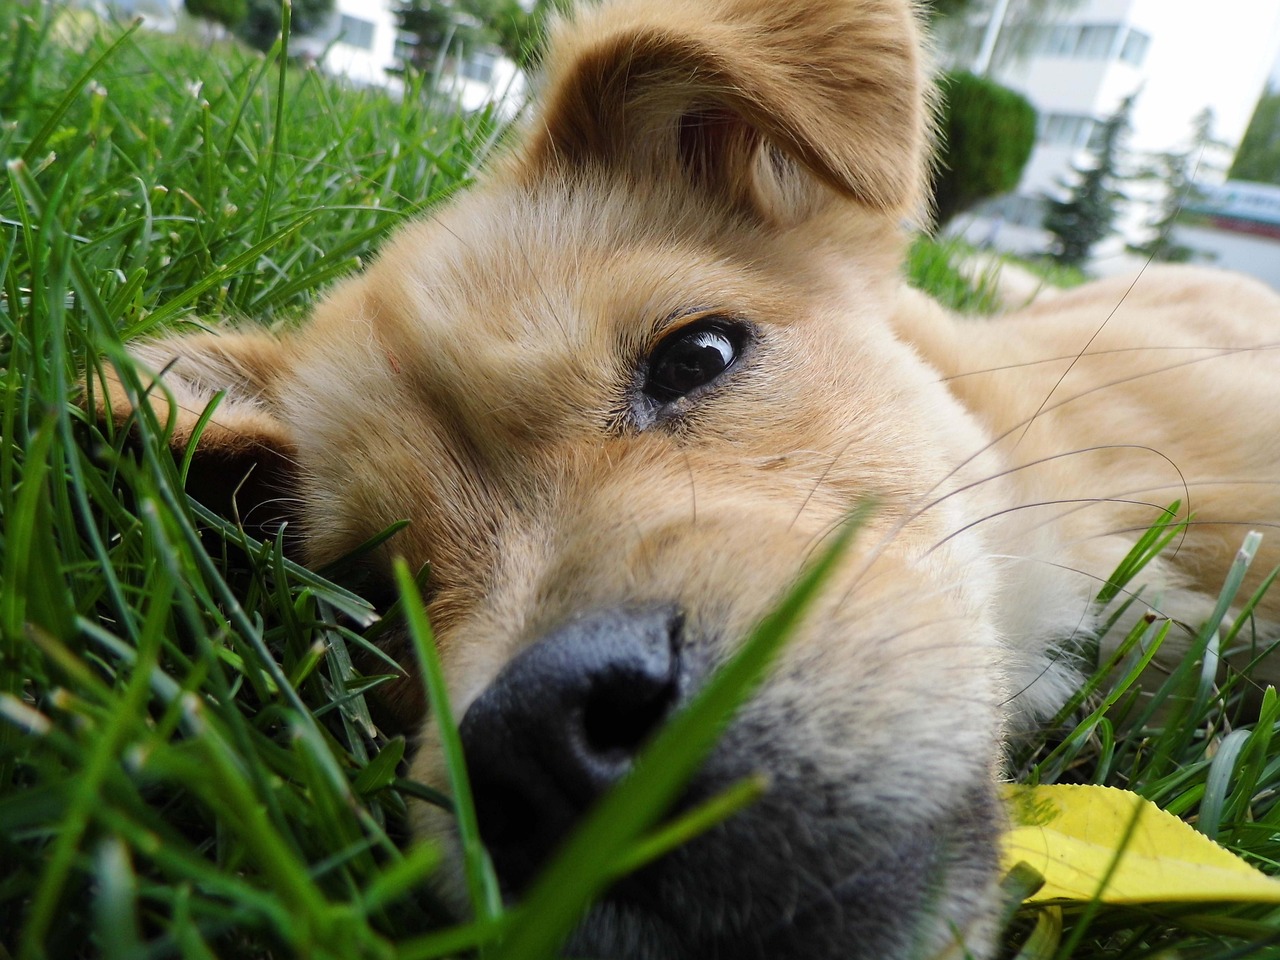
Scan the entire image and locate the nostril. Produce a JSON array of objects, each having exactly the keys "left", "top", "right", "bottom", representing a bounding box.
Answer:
[
  {"left": 459, "top": 604, "right": 686, "bottom": 889},
  {"left": 581, "top": 671, "right": 677, "bottom": 759},
  {"left": 578, "top": 609, "right": 681, "bottom": 762}
]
